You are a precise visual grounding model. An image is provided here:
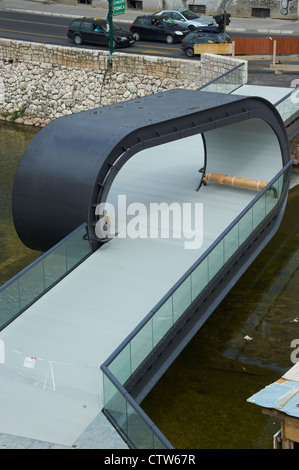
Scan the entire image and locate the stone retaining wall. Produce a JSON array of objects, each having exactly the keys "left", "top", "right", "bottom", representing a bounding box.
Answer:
[{"left": 0, "top": 38, "right": 247, "bottom": 126}]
